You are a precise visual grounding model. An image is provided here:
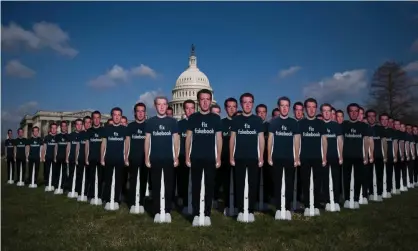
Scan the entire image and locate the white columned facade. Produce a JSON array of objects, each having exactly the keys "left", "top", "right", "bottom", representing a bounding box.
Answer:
[
  {"left": 169, "top": 44, "right": 216, "bottom": 120},
  {"left": 20, "top": 110, "right": 112, "bottom": 137}
]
